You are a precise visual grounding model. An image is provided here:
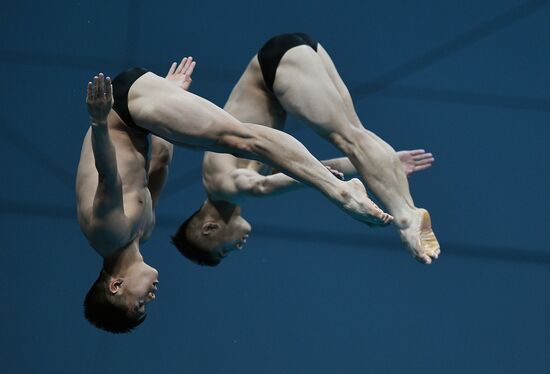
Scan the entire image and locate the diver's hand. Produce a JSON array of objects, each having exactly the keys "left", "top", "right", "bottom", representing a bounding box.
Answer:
[
  {"left": 397, "top": 149, "right": 434, "bottom": 176},
  {"left": 86, "top": 73, "right": 112, "bottom": 125},
  {"left": 326, "top": 165, "right": 344, "bottom": 180},
  {"left": 166, "top": 56, "right": 196, "bottom": 91}
]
